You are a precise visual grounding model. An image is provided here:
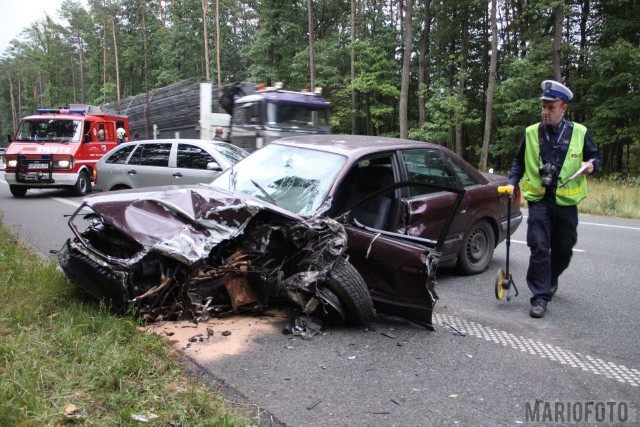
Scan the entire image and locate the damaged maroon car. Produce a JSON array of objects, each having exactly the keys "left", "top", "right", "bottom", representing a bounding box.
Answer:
[{"left": 58, "top": 135, "right": 521, "bottom": 329}]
